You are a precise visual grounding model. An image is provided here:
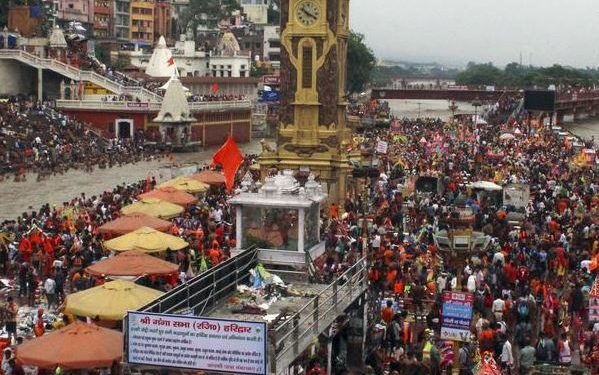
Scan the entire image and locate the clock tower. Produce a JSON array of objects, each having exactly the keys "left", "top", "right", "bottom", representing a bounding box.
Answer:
[{"left": 260, "top": 0, "right": 352, "bottom": 204}]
